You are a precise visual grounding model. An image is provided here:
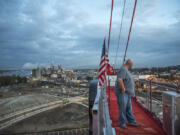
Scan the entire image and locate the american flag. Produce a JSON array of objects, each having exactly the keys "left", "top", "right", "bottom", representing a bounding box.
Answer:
[{"left": 98, "top": 39, "right": 110, "bottom": 86}]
